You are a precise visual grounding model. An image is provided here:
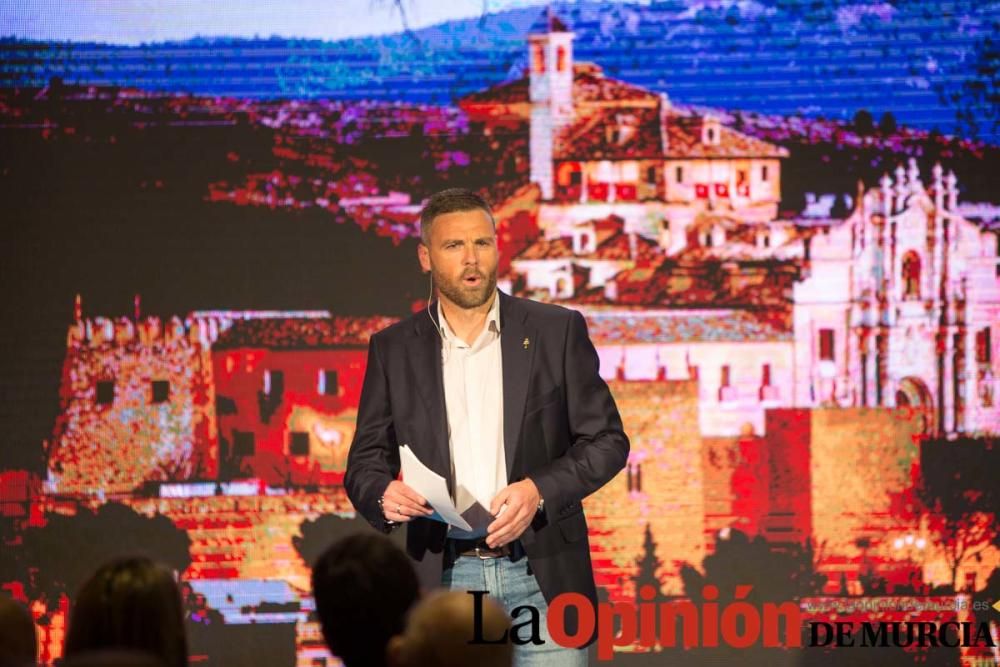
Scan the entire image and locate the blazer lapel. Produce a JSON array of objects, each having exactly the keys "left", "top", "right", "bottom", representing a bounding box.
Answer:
[
  {"left": 500, "top": 292, "right": 535, "bottom": 479},
  {"left": 406, "top": 307, "right": 453, "bottom": 494}
]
